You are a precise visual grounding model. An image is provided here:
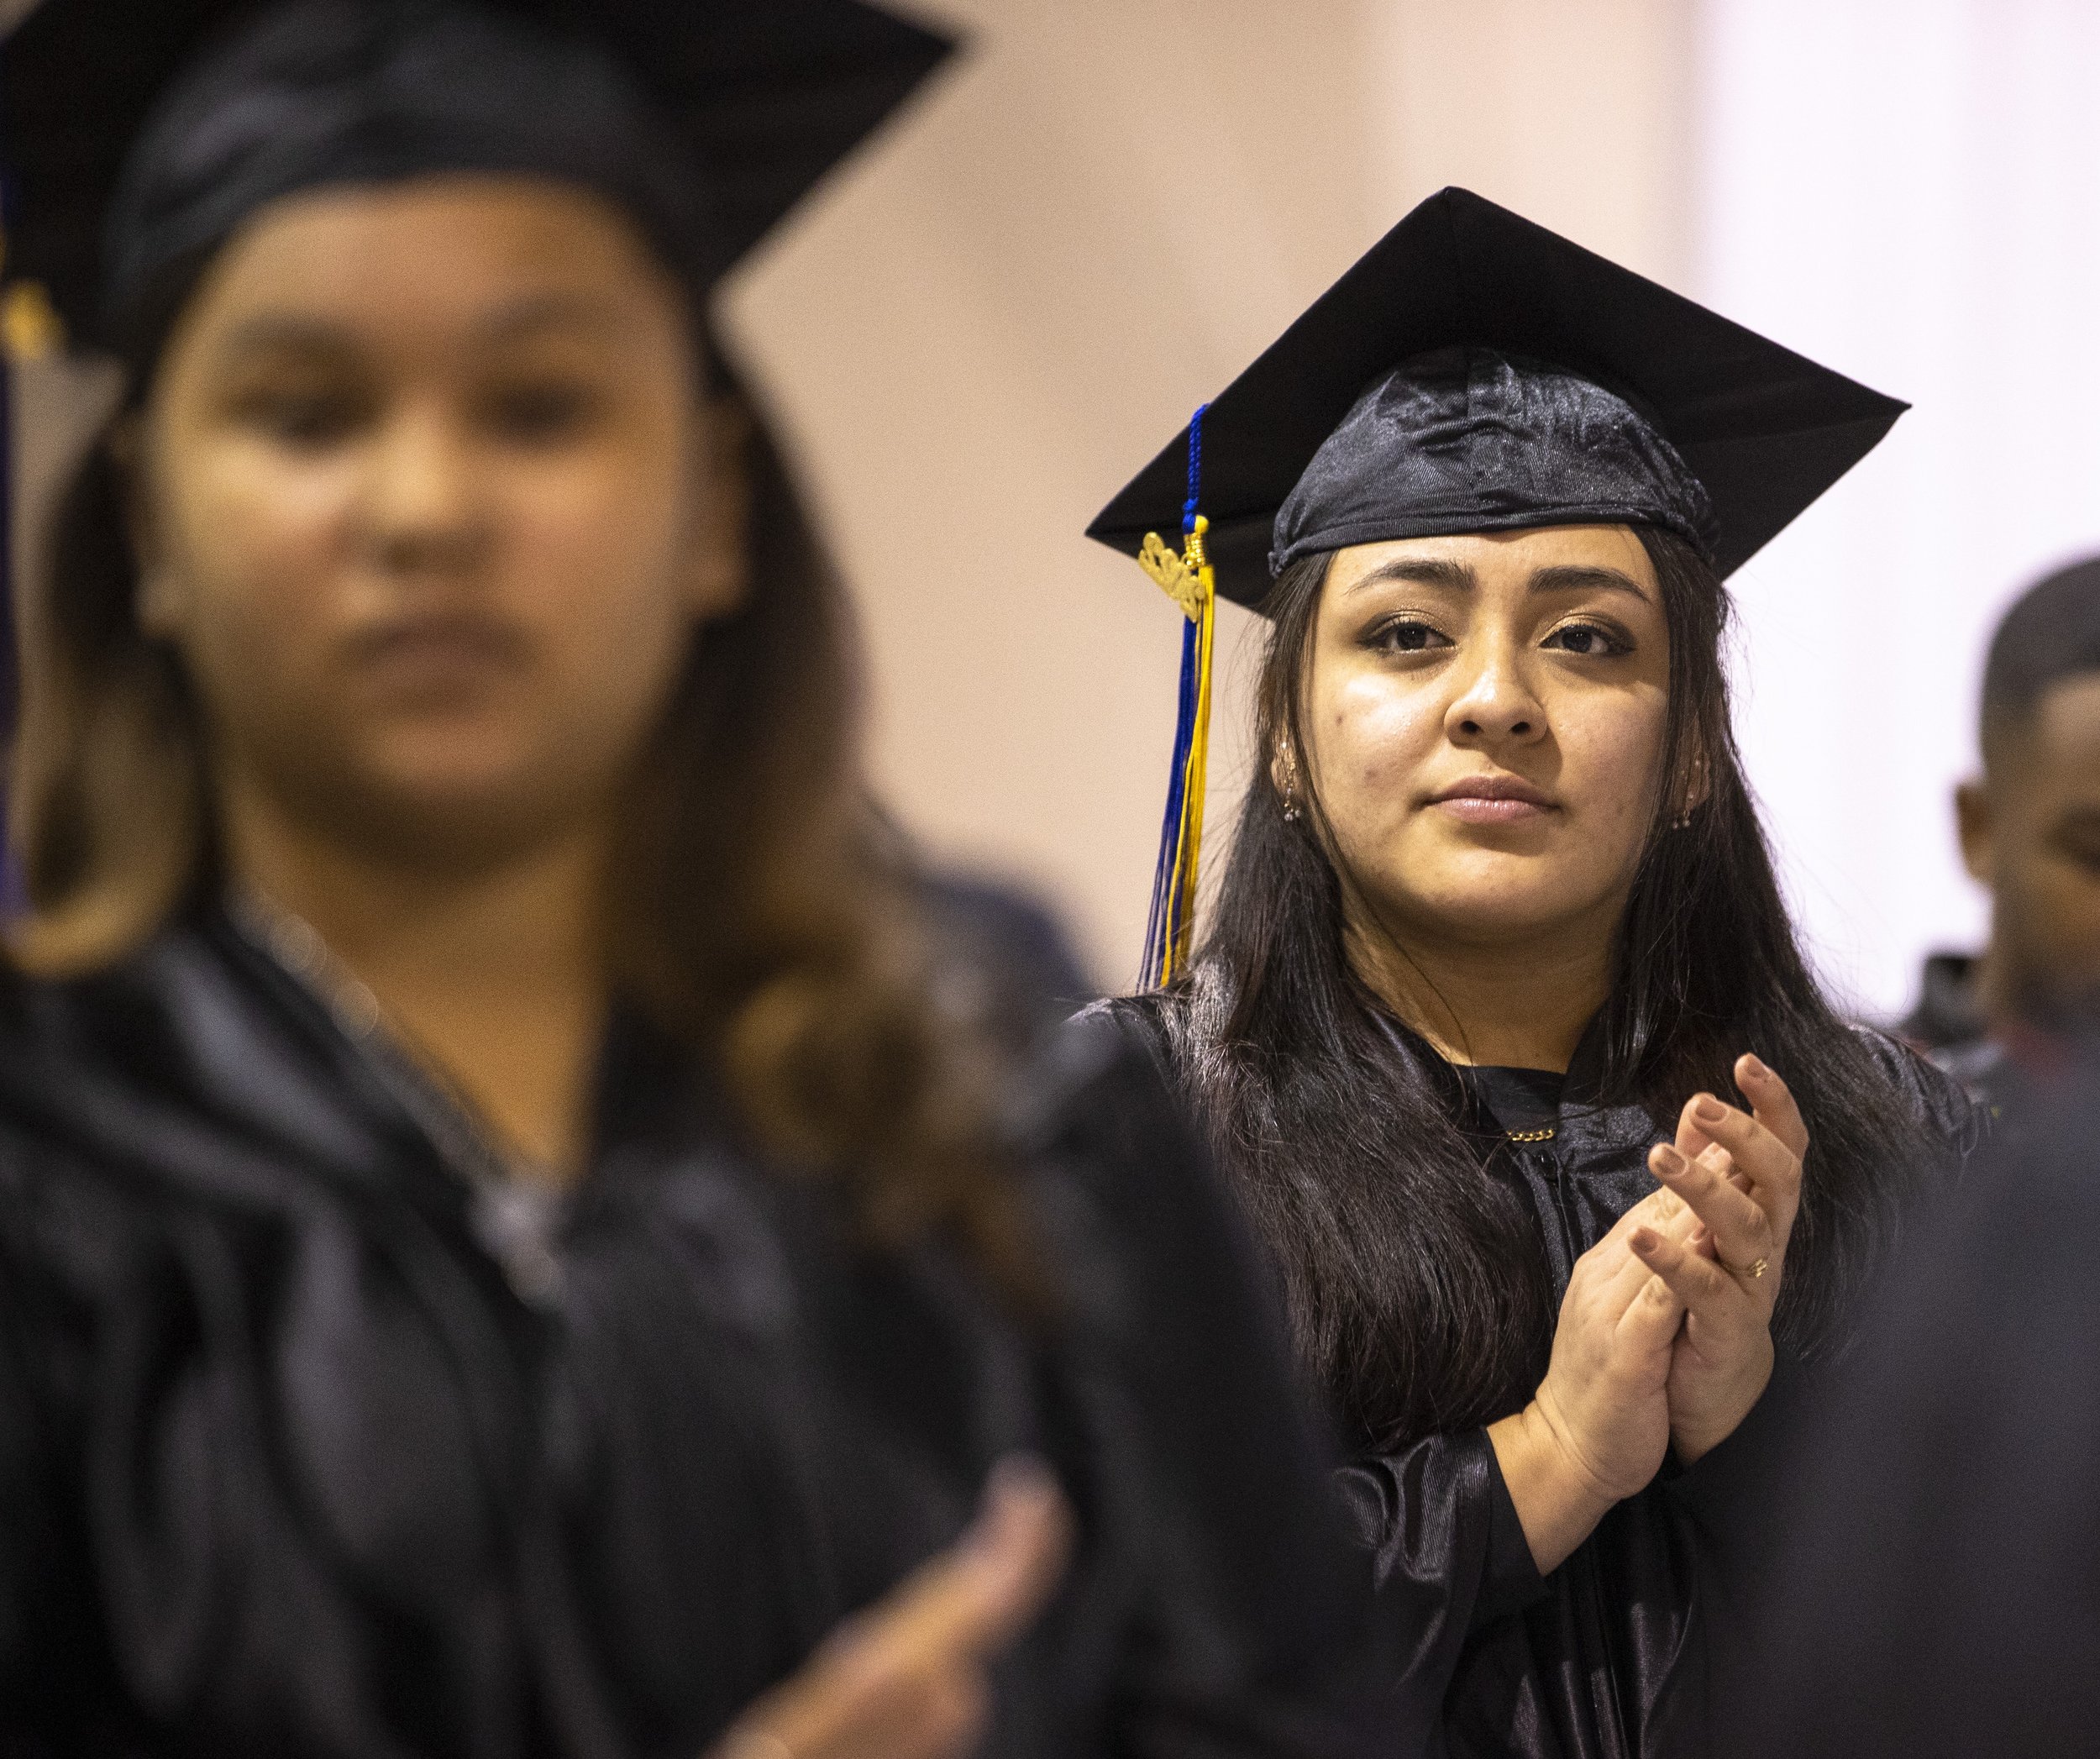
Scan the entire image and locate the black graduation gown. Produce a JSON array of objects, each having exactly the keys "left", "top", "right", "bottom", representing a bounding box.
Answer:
[
  {"left": 0, "top": 908, "right": 1373, "bottom": 1758},
  {"left": 1099, "top": 995, "right": 1977, "bottom": 1759}
]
